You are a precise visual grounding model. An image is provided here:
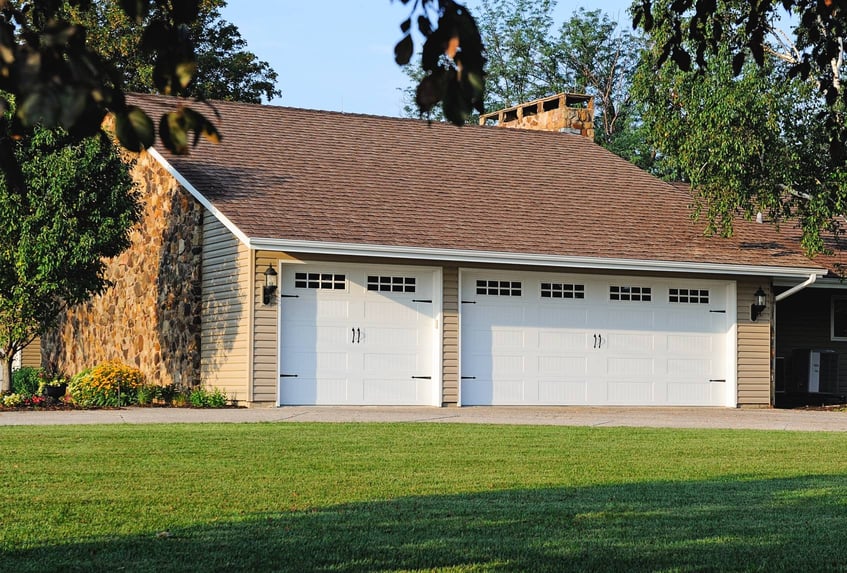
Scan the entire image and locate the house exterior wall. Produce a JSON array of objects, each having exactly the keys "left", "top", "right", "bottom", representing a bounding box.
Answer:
[
  {"left": 736, "top": 279, "right": 773, "bottom": 407},
  {"left": 200, "top": 212, "right": 251, "bottom": 402},
  {"left": 775, "top": 287, "right": 847, "bottom": 394},
  {"left": 42, "top": 151, "right": 203, "bottom": 386},
  {"left": 442, "top": 265, "right": 459, "bottom": 406}
]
